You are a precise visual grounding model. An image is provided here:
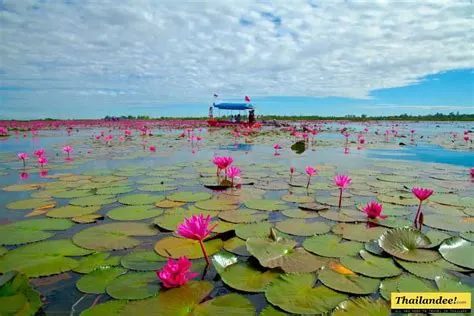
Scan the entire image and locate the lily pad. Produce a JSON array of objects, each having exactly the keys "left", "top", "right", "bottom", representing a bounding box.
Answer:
[
  {"left": 223, "top": 237, "right": 250, "bottom": 256},
  {"left": 6, "top": 198, "right": 54, "bottom": 210},
  {"left": 439, "top": 237, "right": 474, "bottom": 269},
  {"left": 52, "top": 190, "right": 94, "bottom": 198},
  {"left": 318, "top": 267, "right": 380, "bottom": 294},
  {"left": 195, "top": 199, "right": 239, "bottom": 211},
  {"left": 47, "top": 205, "right": 100, "bottom": 218},
  {"left": 245, "top": 199, "right": 289, "bottom": 211},
  {"left": 80, "top": 300, "right": 127, "bottom": 316},
  {"left": 259, "top": 305, "right": 288, "bottom": 316},
  {"left": 280, "top": 194, "right": 313, "bottom": 203},
  {"left": 138, "top": 183, "right": 178, "bottom": 192},
  {"left": 0, "top": 271, "right": 42, "bottom": 316},
  {"left": 106, "top": 271, "right": 160, "bottom": 300},
  {"left": 74, "top": 252, "right": 121, "bottom": 274},
  {"left": 282, "top": 209, "right": 319, "bottom": 218},
  {"left": 275, "top": 219, "right": 330, "bottom": 236},
  {"left": 378, "top": 227, "right": 441, "bottom": 262},
  {"left": 154, "top": 236, "right": 223, "bottom": 259},
  {"left": 167, "top": 191, "right": 212, "bottom": 202},
  {"left": 265, "top": 273, "right": 347, "bottom": 314},
  {"left": 107, "top": 205, "right": 163, "bottom": 221},
  {"left": 340, "top": 250, "right": 401, "bottom": 278},
  {"left": 396, "top": 258, "right": 468, "bottom": 280},
  {"left": 118, "top": 194, "right": 164, "bottom": 205},
  {"left": 333, "top": 297, "right": 391, "bottom": 316},
  {"left": 246, "top": 237, "right": 297, "bottom": 267},
  {"left": 70, "top": 195, "right": 117, "bottom": 206},
  {"left": 423, "top": 215, "right": 472, "bottom": 232},
  {"left": 73, "top": 223, "right": 157, "bottom": 251},
  {"left": 219, "top": 209, "right": 268, "bottom": 223},
  {"left": 153, "top": 209, "right": 217, "bottom": 231},
  {"left": 235, "top": 222, "right": 273, "bottom": 239},
  {"left": 333, "top": 223, "right": 388, "bottom": 242},
  {"left": 0, "top": 218, "right": 74, "bottom": 245},
  {"left": 121, "top": 250, "right": 167, "bottom": 271},
  {"left": 303, "top": 234, "right": 363, "bottom": 258},
  {"left": 73, "top": 214, "right": 104, "bottom": 224},
  {"left": 76, "top": 266, "right": 127, "bottom": 294},
  {"left": 397, "top": 274, "right": 437, "bottom": 292}
]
